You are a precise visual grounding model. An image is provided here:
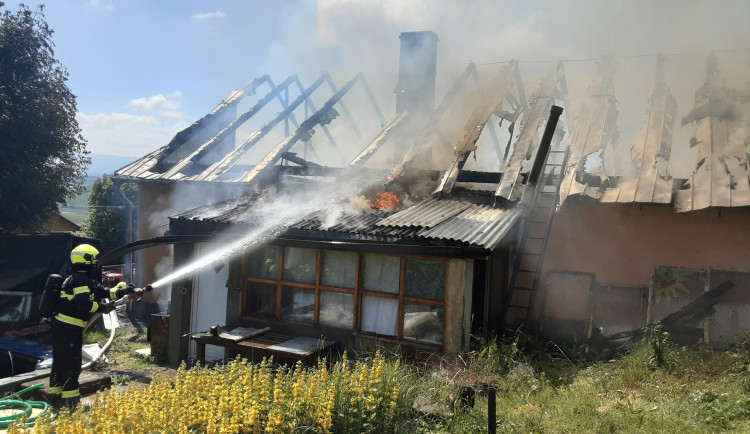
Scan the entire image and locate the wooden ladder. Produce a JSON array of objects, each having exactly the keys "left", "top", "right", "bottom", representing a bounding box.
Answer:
[{"left": 503, "top": 146, "right": 569, "bottom": 329}]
